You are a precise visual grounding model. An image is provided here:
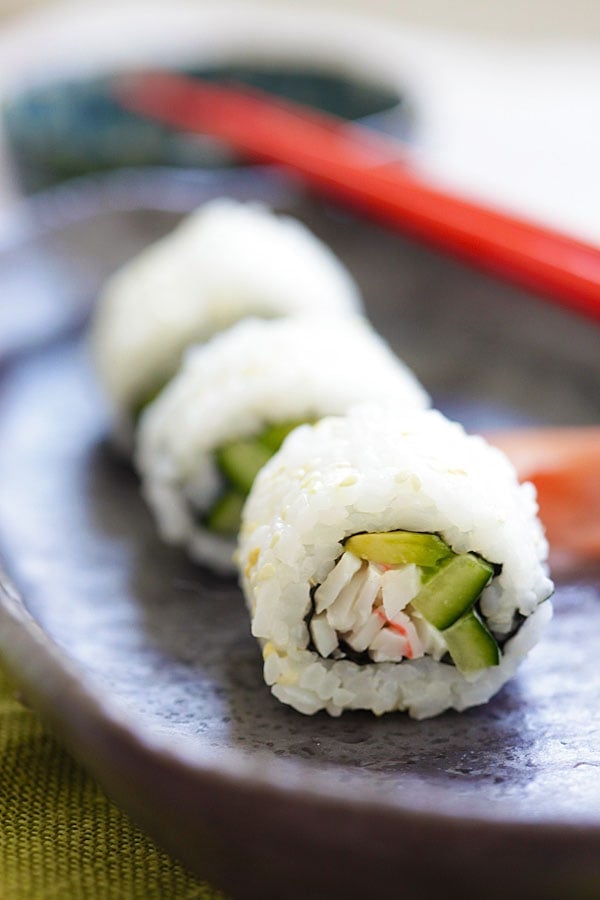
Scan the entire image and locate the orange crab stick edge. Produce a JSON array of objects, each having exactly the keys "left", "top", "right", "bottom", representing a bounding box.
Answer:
[{"left": 486, "top": 427, "right": 600, "bottom": 569}]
